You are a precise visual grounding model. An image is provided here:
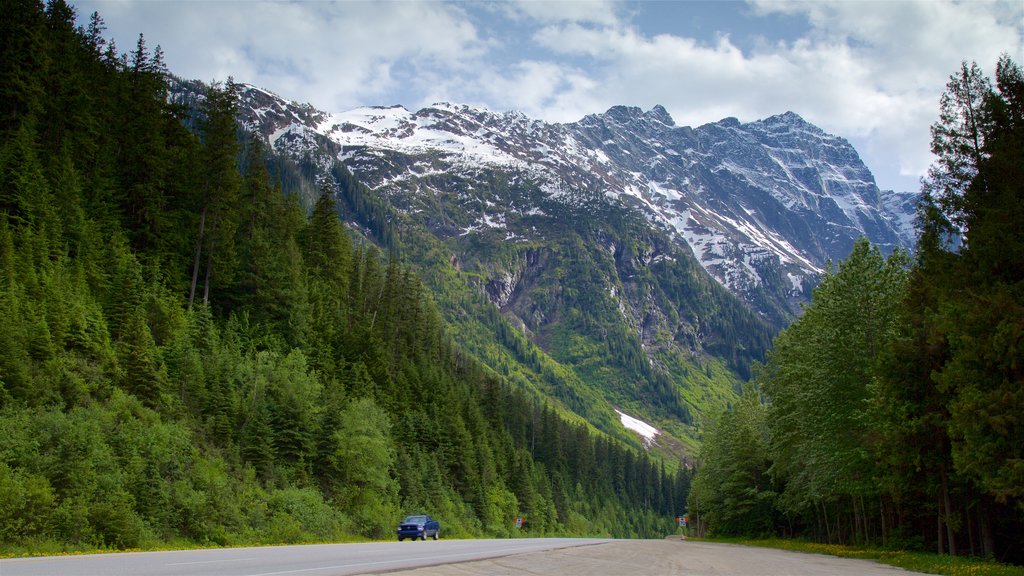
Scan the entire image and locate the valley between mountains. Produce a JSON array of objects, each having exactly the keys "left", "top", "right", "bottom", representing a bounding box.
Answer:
[{"left": 175, "top": 80, "right": 918, "bottom": 456}]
